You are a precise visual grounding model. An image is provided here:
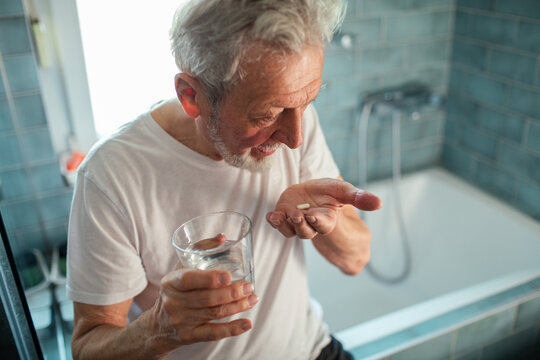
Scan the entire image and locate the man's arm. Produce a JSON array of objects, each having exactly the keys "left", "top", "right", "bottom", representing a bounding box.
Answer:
[
  {"left": 311, "top": 203, "right": 370, "bottom": 275},
  {"left": 71, "top": 270, "right": 257, "bottom": 360},
  {"left": 72, "top": 299, "right": 164, "bottom": 360},
  {"left": 266, "top": 176, "right": 381, "bottom": 275}
]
